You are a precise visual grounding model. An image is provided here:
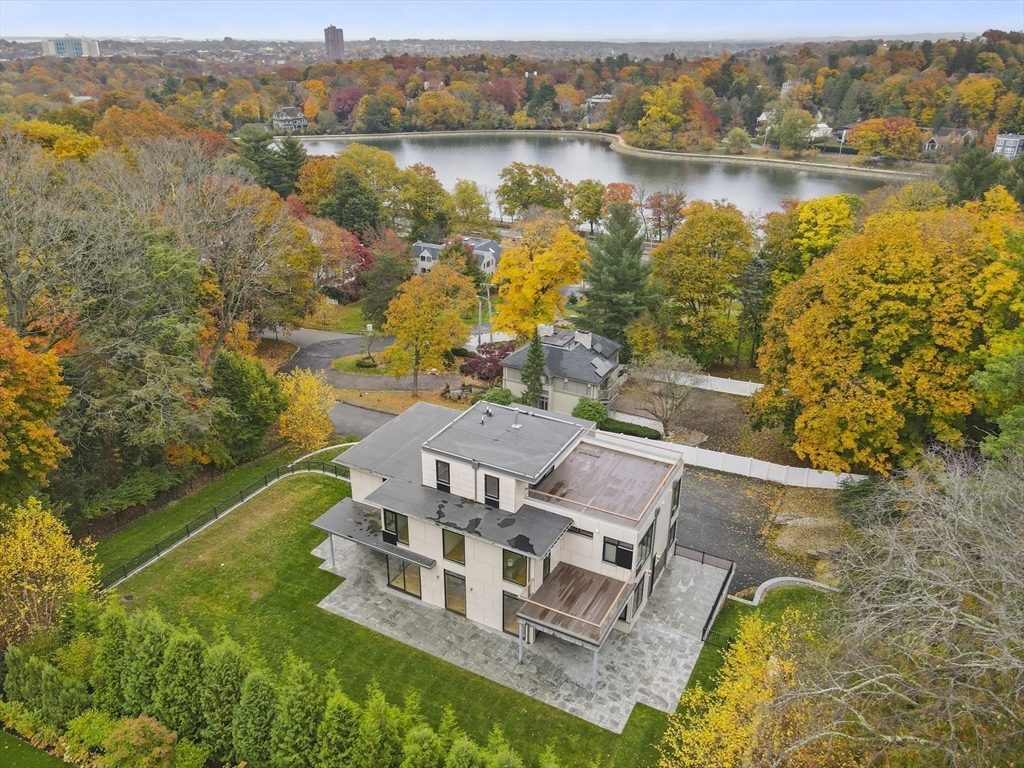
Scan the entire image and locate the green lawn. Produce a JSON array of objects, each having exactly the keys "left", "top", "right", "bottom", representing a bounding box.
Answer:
[
  {"left": 685, "top": 586, "right": 831, "bottom": 692},
  {"left": 332, "top": 352, "right": 395, "bottom": 375},
  {"left": 117, "top": 474, "right": 667, "bottom": 767},
  {"left": 301, "top": 301, "right": 368, "bottom": 334},
  {"left": 0, "top": 732, "right": 71, "bottom": 767},
  {"left": 92, "top": 443, "right": 356, "bottom": 573}
]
